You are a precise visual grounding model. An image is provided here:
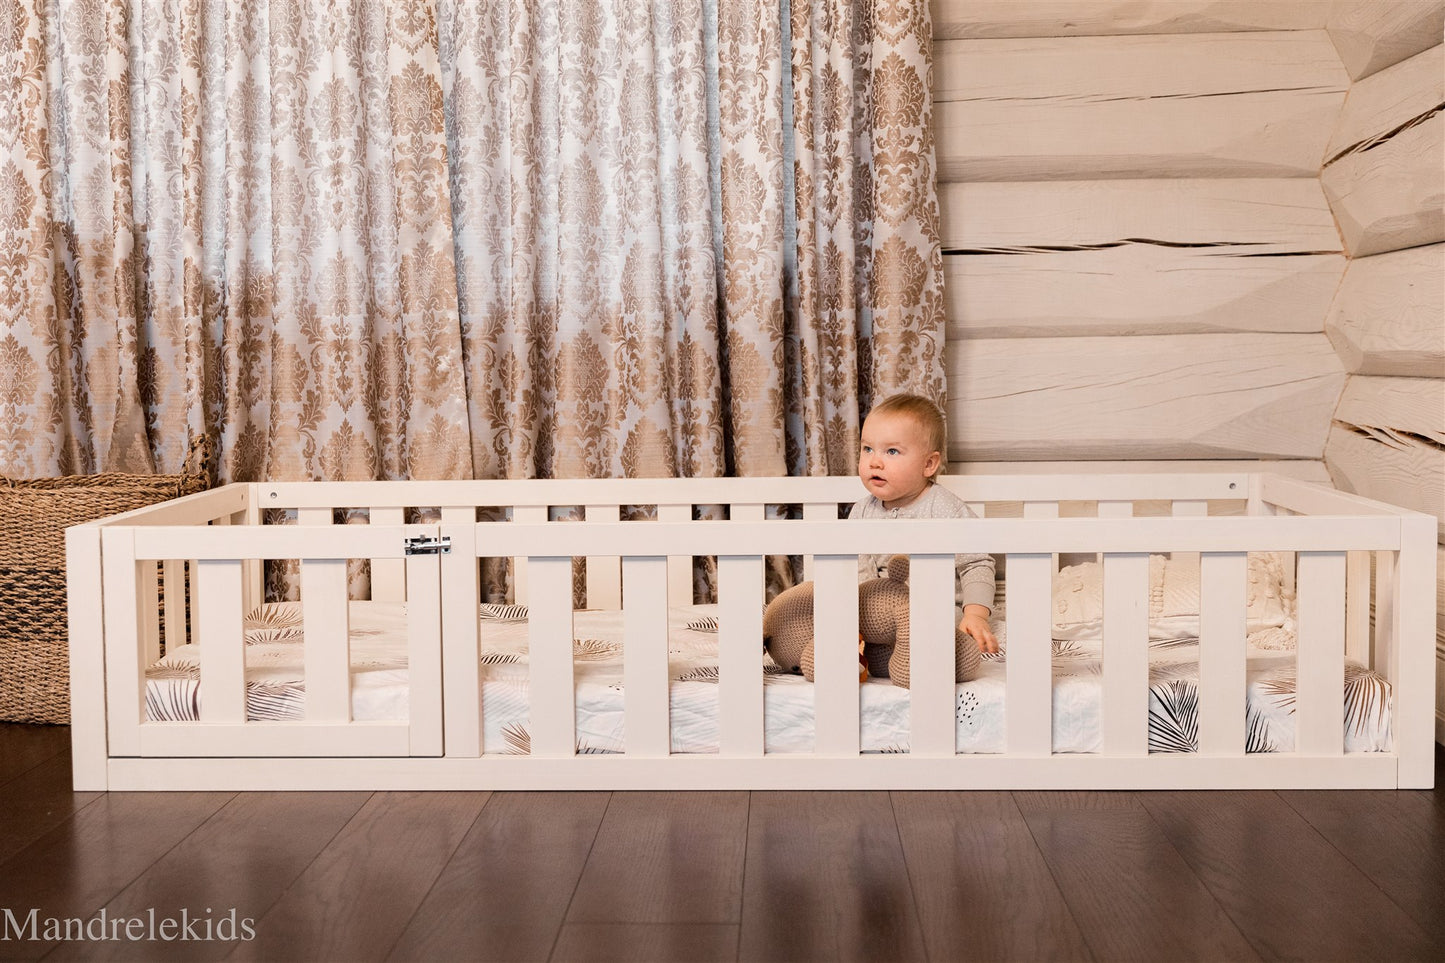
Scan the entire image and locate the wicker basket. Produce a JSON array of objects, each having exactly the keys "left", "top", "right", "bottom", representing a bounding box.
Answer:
[{"left": 0, "top": 438, "right": 211, "bottom": 724}]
